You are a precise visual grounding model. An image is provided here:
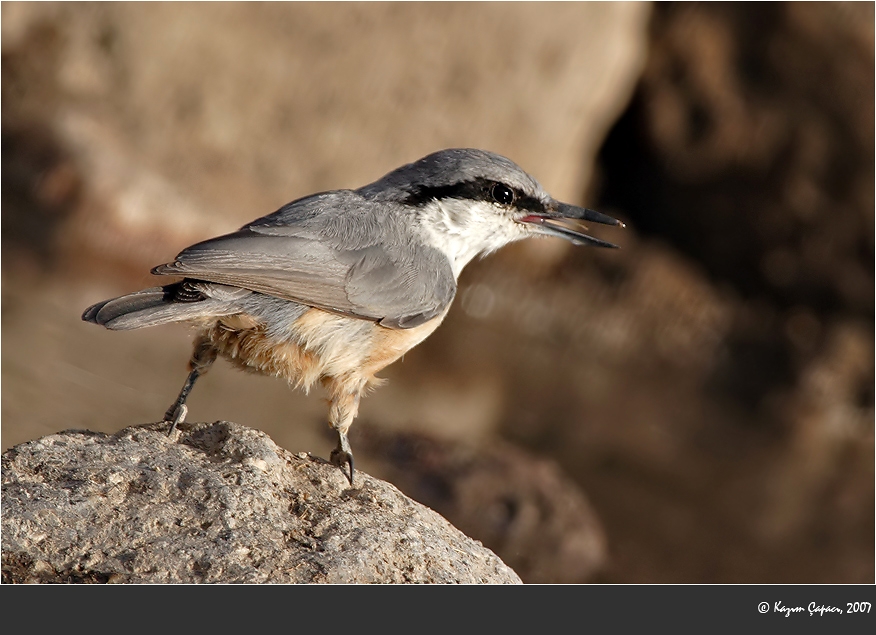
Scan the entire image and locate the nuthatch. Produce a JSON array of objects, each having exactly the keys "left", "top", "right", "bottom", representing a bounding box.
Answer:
[{"left": 83, "top": 149, "right": 623, "bottom": 484}]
